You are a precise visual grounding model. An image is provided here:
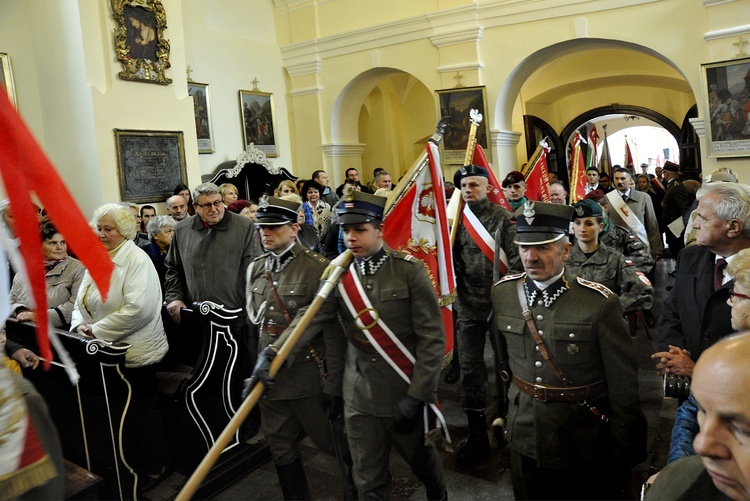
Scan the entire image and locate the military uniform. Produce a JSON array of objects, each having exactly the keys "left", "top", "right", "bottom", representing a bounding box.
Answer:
[
  {"left": 566, "top": 243, "right": 653, "bottom": 313},
  {"left": 599, "top": 218, "right": 655, "bottom": 274},
  {"left": 246, "top": 242, "right": 338, "bottom": 465},
  {"left": 492, "top": 271, "right": 647, "bottom": 499}
]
